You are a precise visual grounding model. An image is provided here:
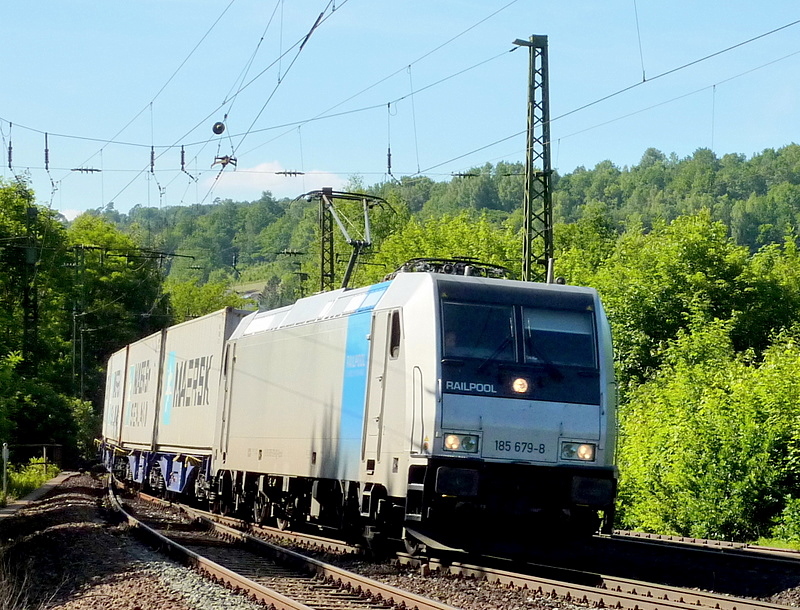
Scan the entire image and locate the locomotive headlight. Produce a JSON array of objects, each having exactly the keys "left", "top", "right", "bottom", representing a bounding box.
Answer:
[
  {"left": 444, "top": 434, "right": 461, "bottom": 450},
  {"left": 511, "top": 377, "right": 529, "bottom": 393},
  {"left": 561, "top": 441, "right": 596, "bottom": 462},
  {"left": 444, "top": 433, "right": 479, "bottom": 453}
]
